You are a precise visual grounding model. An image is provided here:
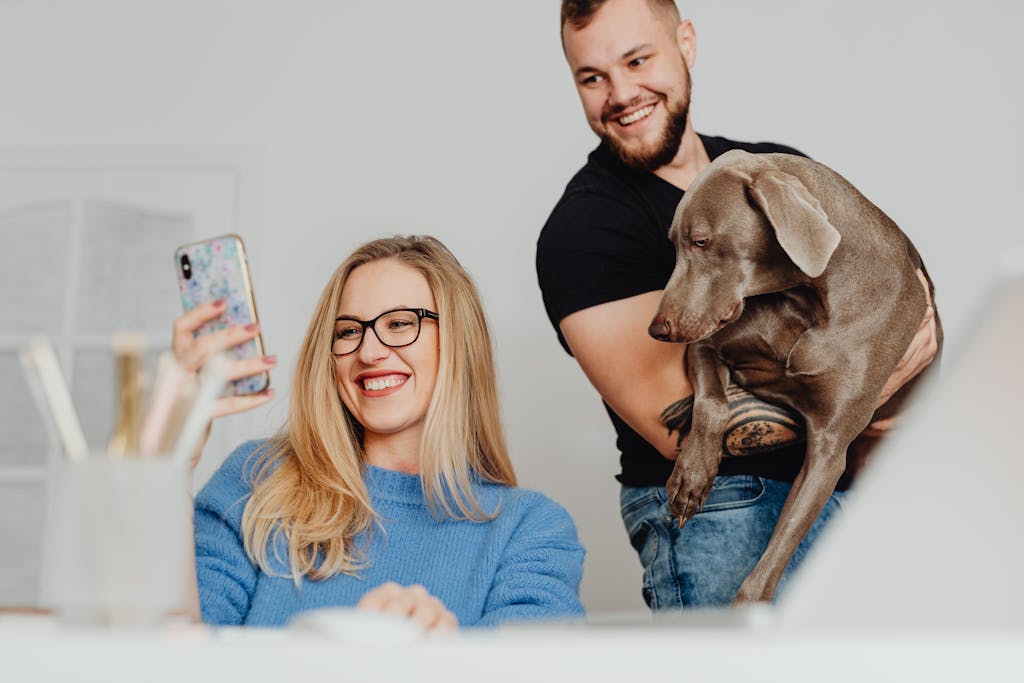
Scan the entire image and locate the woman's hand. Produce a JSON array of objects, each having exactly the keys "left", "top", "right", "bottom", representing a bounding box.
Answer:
[
  {"left": 171, "top": 300, "right": 277, "bottom": 466},
  {"left": 869, "top": 269, "right": 938, "bottom": 432},
  {"left": 357, "top": 582, "right": 458, "bottom": 633}
]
